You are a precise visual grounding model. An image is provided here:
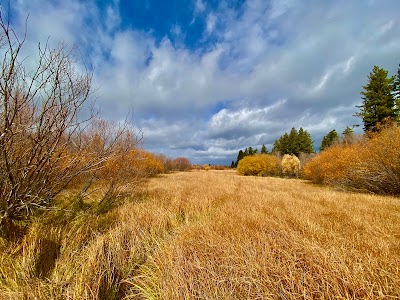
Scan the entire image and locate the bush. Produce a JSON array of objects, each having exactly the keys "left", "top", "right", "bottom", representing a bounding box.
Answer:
[
  {"left": 102, "top": 148, "right": 164, "bottom": 182},
  {"left": 171, "top": 157, "right": 192, "bottom": 171},
  {"left": 281, "top": 154, "right": 300, "bottom": 177},
  {"left": 303, "top": 144, "right": 358, "bottom": 184},
  {"left": 0, "top": 16, "right": 122, "bottom": 233},
  {"left": 303, "top": 125, "right": 400, "bottom": 195},
  {"left": 237, "top": 154, "right": 280, "bottom": 176}
]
